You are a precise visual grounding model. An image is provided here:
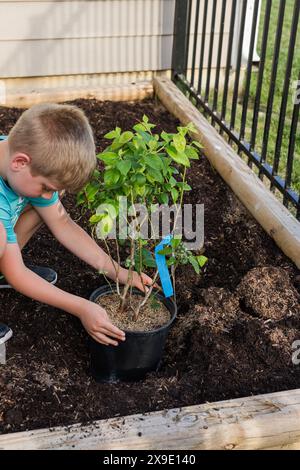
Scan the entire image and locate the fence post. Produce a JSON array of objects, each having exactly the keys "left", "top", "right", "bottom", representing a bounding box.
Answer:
[{"left": 171, "top": 0, "right": 191, "bottom": 81}]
